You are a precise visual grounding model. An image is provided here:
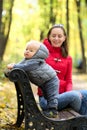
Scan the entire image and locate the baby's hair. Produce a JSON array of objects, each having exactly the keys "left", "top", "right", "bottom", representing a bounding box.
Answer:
[
  {"left": 27, "top": 40, "right": 42, "bottom": 45},
  {"left": 26, "top": 40, "right": 42, "bottom": 52}
]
